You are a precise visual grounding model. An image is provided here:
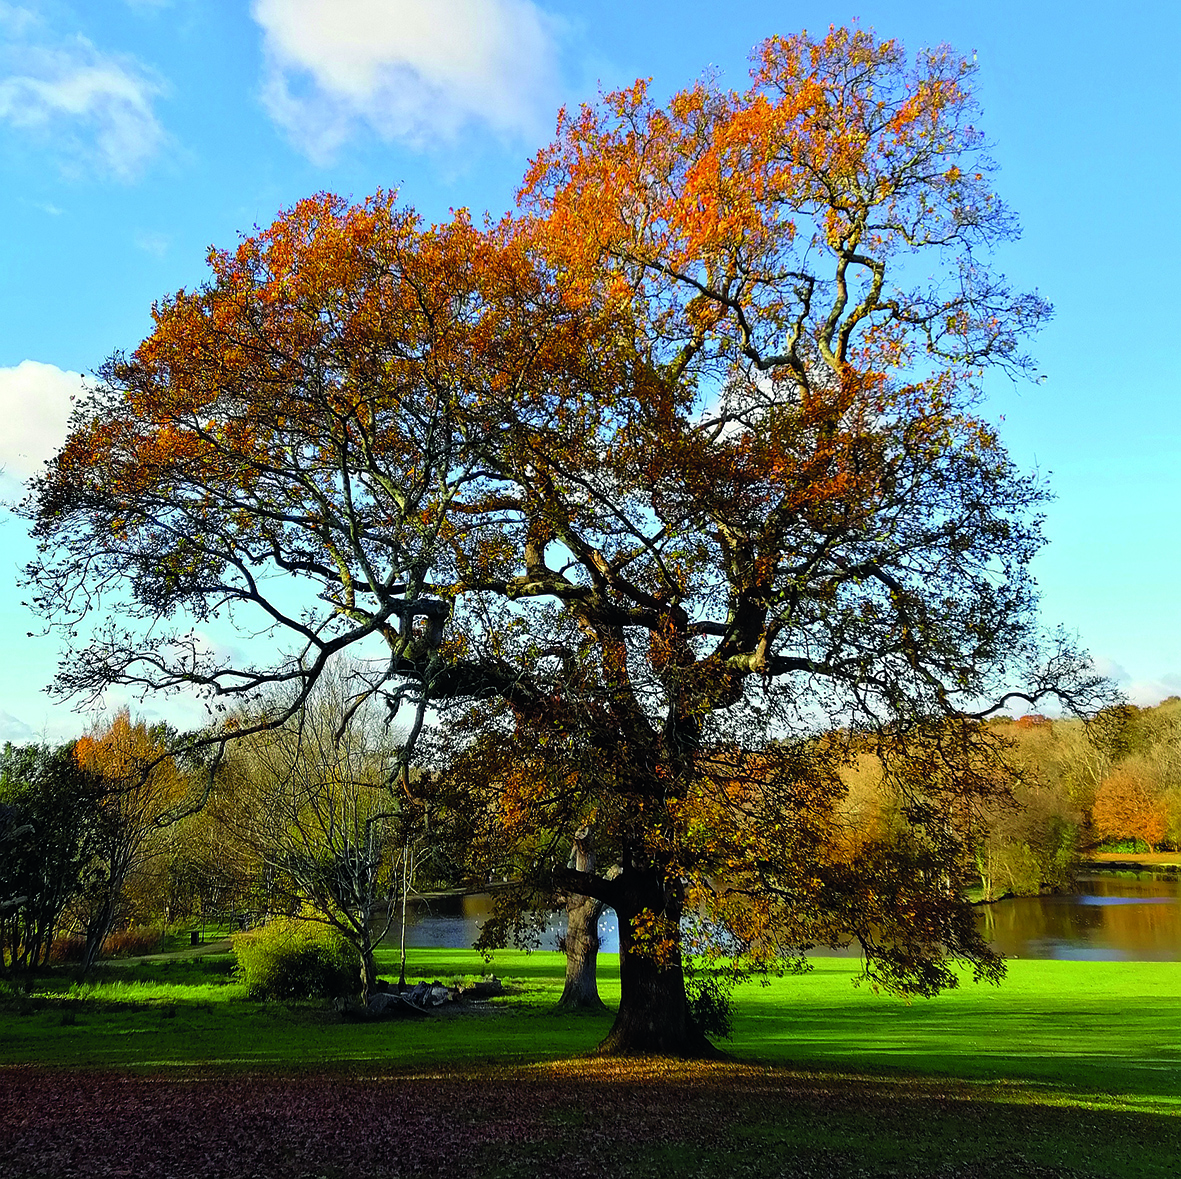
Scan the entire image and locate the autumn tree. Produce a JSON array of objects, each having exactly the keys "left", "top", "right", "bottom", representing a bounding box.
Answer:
[
  {"left": 1092, "top": 760, "right": 1170, "bottom": 853},
  {"left": 71, "top": 712, "right": 189, "bottom": 974},
  {"left": 25, "top": 27, "right": 1106, "bottom": 1054}
]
